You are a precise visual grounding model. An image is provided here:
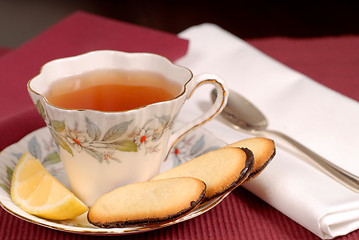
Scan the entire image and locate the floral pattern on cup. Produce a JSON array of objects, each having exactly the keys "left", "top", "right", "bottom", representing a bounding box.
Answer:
[{"left": 36, "top": 100, "right": 175, "bottom": 164}]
